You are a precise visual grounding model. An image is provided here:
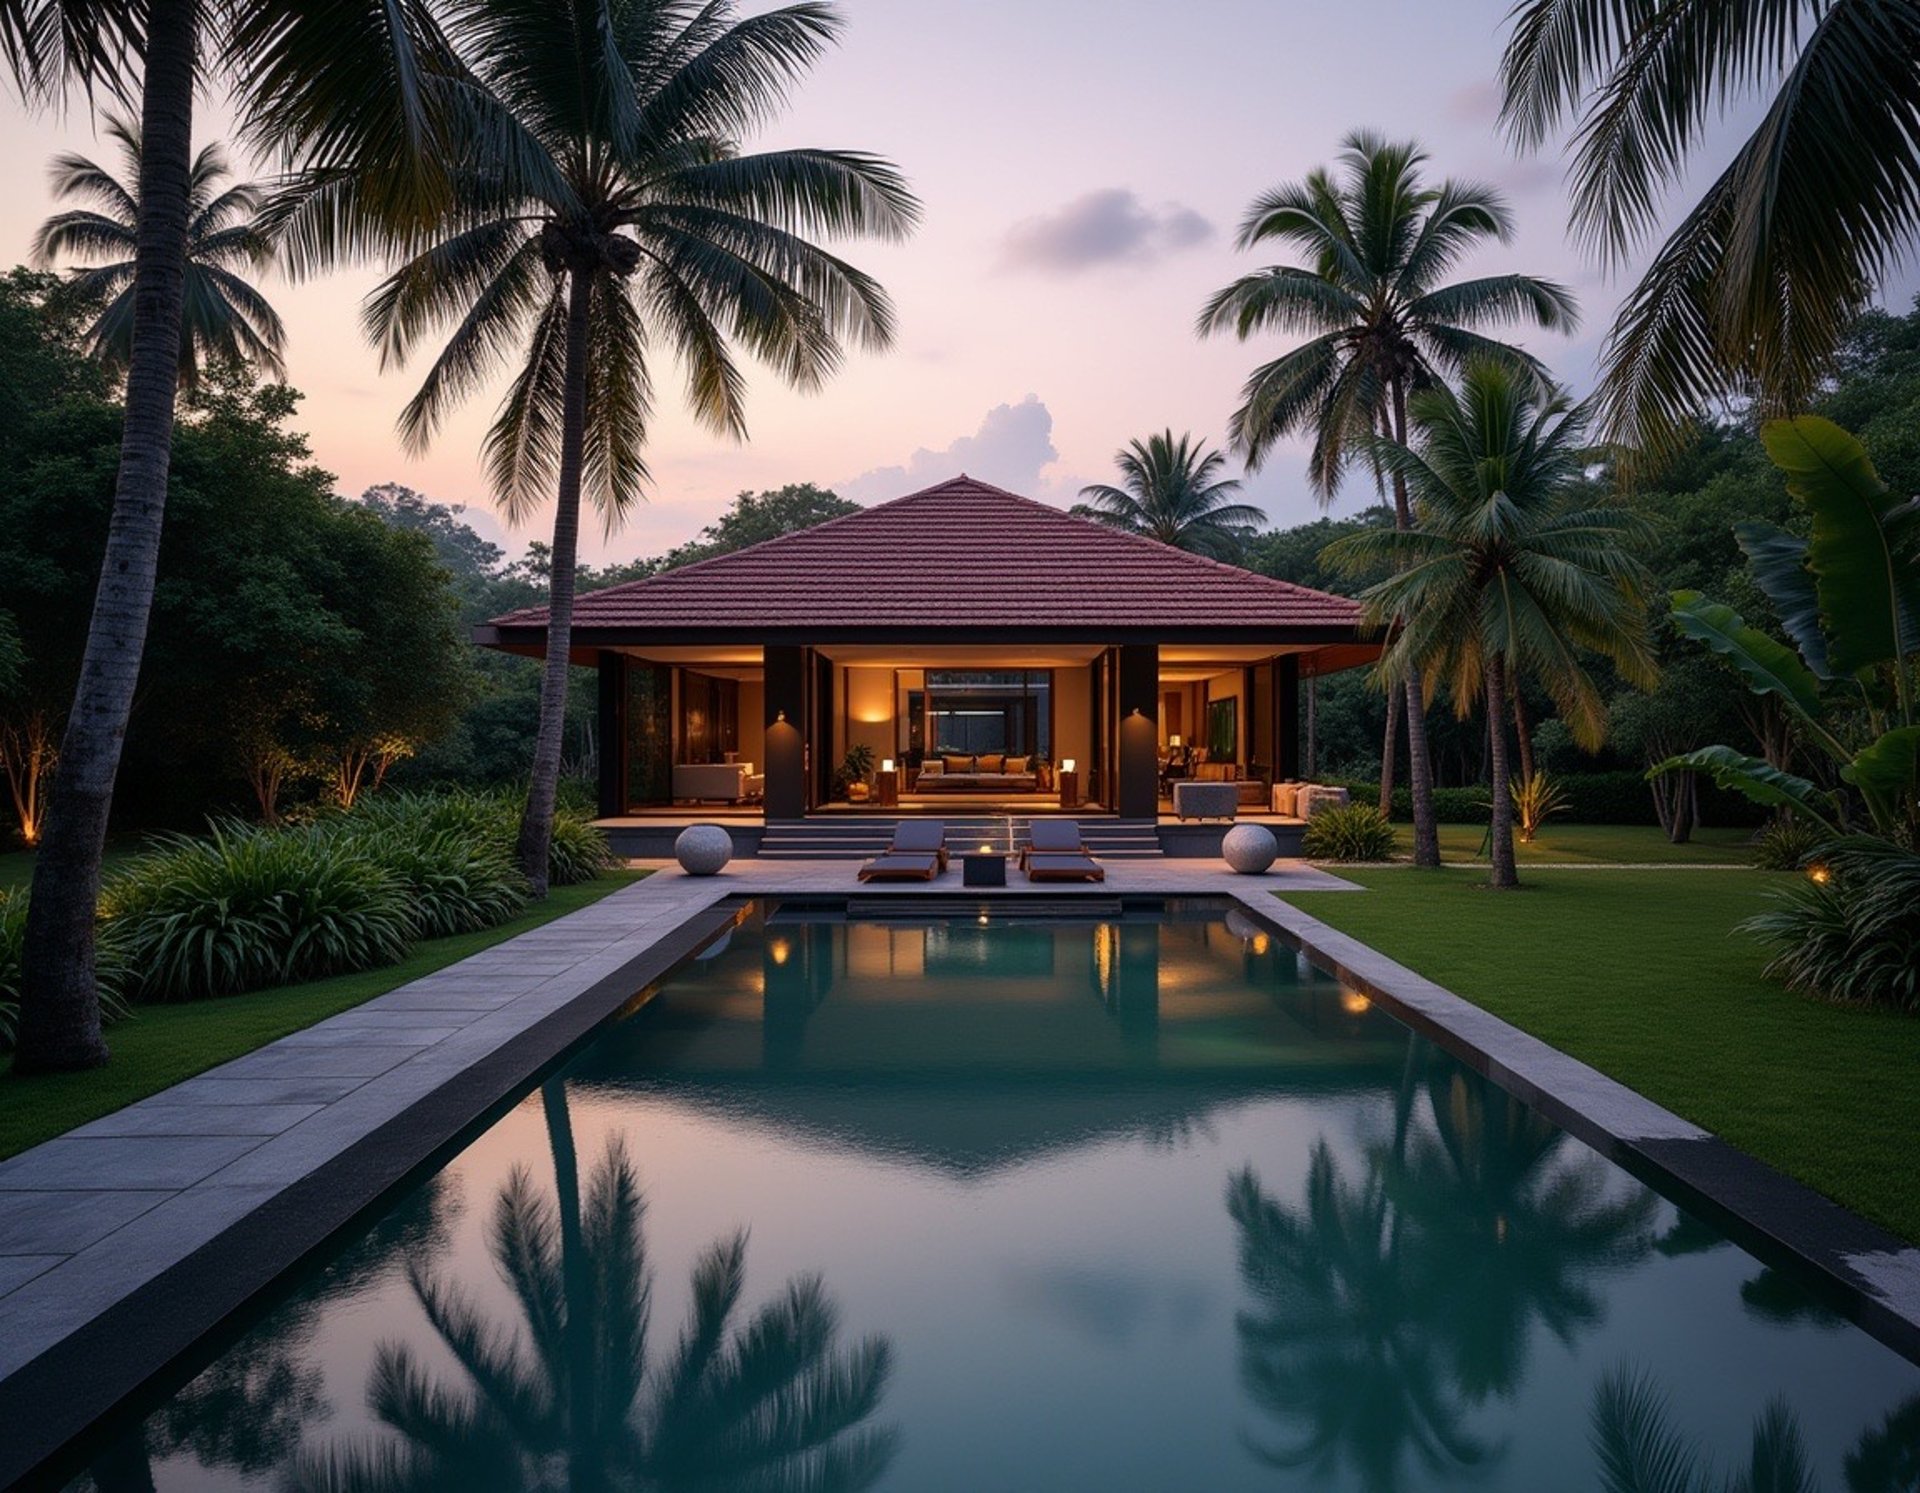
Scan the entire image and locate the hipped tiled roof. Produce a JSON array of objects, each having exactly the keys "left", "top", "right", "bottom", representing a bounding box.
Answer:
[{"left": 488, "top": 475, "right": 1363, "bottom": 634}]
